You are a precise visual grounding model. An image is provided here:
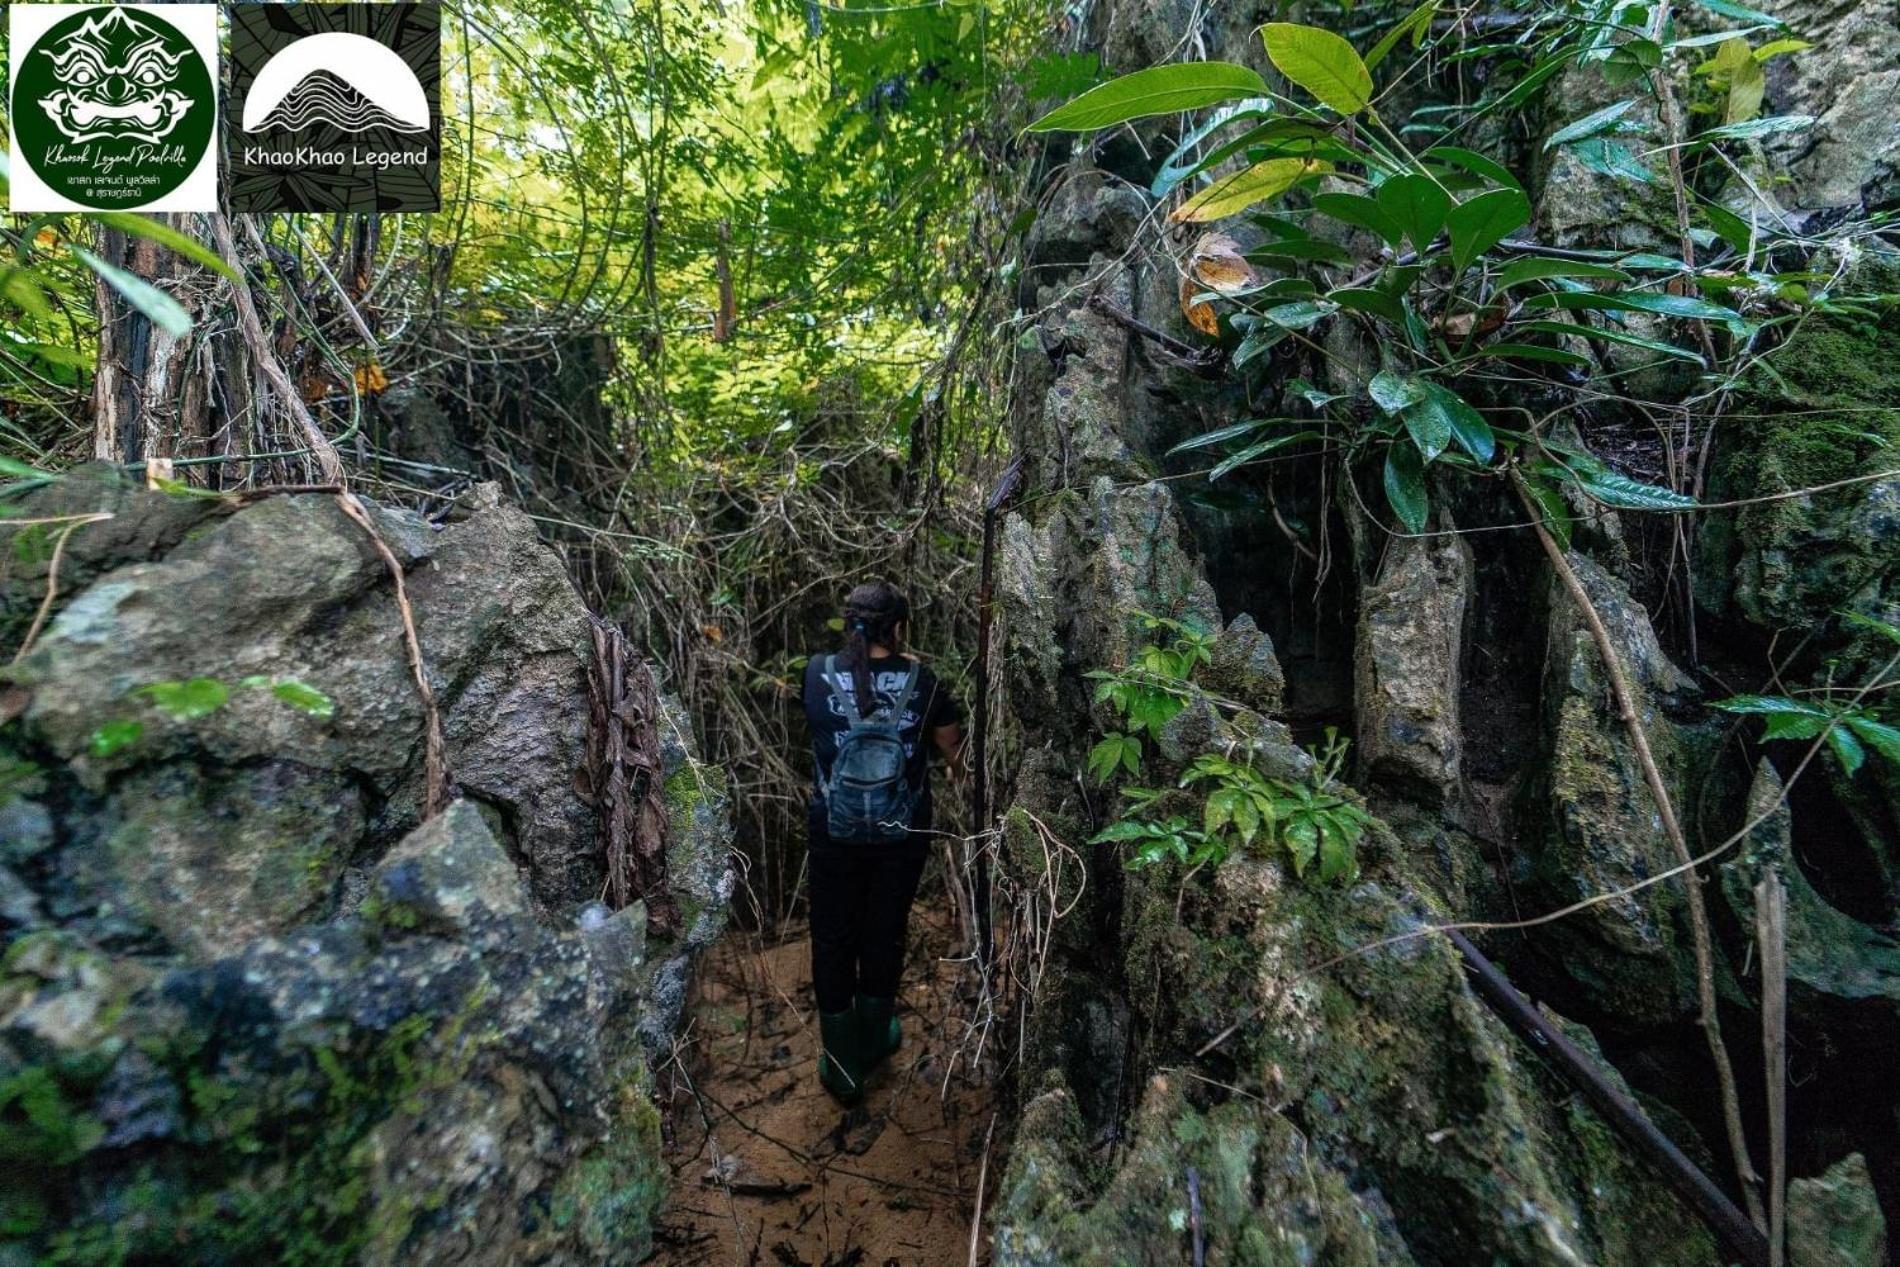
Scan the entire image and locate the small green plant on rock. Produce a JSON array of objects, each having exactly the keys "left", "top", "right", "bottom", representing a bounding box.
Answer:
[{"left": 1086, "top": 613, "right": 1367, "bottom": 881}]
